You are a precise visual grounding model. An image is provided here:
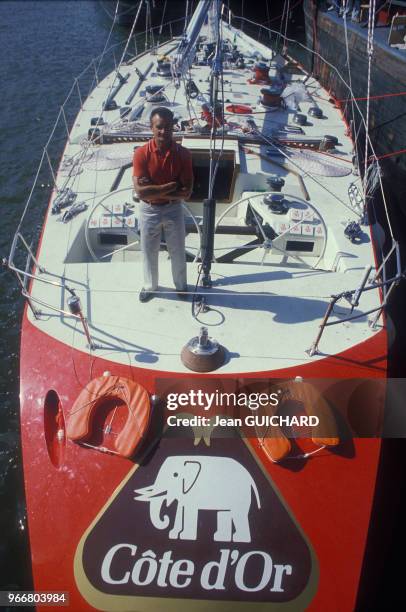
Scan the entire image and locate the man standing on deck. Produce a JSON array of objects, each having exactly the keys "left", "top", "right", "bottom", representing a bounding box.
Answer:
[{"left": 133, "top": 107, "right": 193, "bottom": 303}]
